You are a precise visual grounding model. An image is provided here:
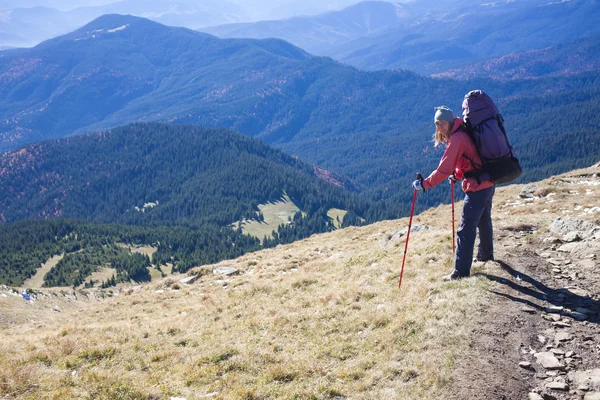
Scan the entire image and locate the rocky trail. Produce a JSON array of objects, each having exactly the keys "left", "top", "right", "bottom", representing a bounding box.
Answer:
[{"left": 450, "top": 165, "right": 600, "bottom": 400}]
